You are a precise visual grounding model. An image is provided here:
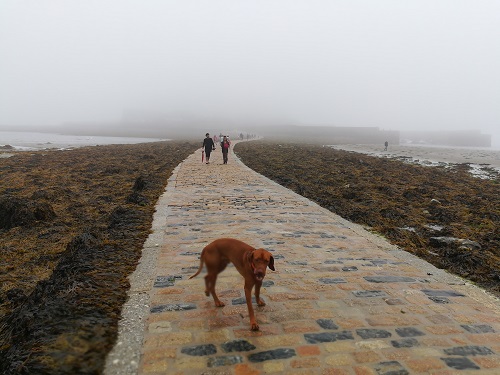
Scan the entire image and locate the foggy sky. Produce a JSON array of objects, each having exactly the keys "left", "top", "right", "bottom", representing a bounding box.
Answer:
[{"left": 1, "top": 1, "right": 499, "bottom": 138}]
